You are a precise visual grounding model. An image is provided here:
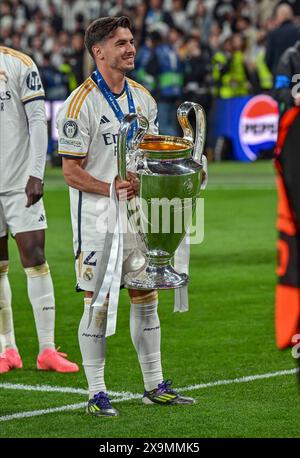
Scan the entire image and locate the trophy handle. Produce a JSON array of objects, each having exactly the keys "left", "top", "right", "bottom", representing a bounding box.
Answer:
[
  {"left": 177, "top": 101, "right": 206, "bottom": 163},
  {"left": 117, "top": 113, "right": 149, "bottom": 180}
]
